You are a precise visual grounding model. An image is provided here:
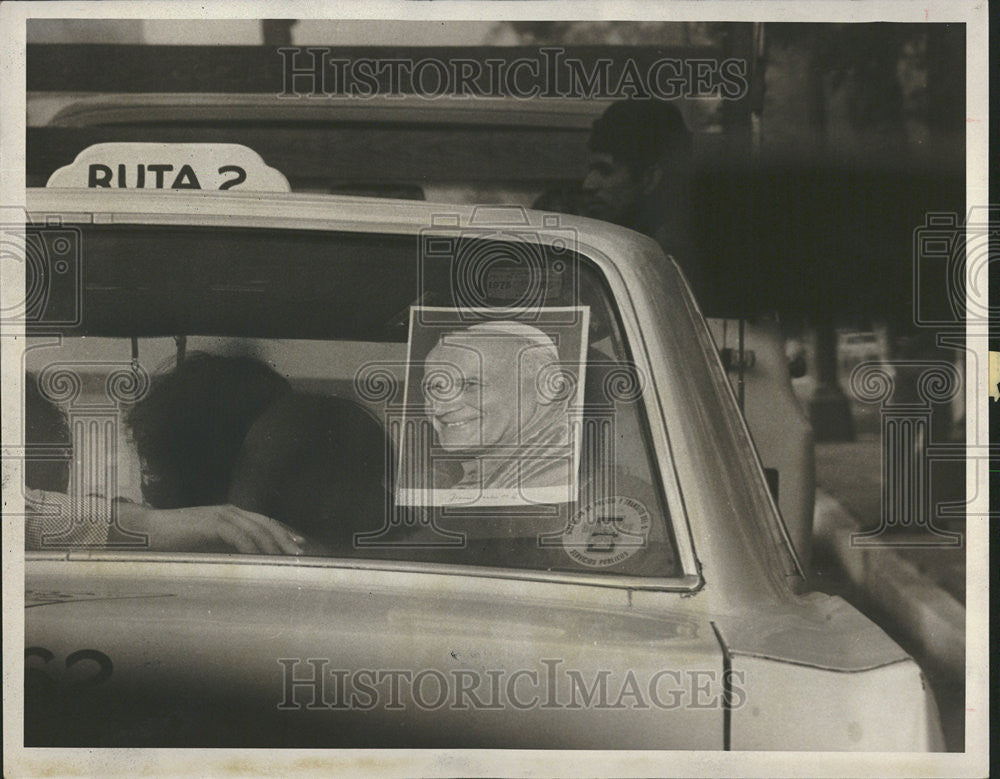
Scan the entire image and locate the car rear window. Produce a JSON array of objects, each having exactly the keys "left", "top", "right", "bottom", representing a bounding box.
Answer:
[{"left": 24, "top": 223, "right": 681, "bottom": 579}]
